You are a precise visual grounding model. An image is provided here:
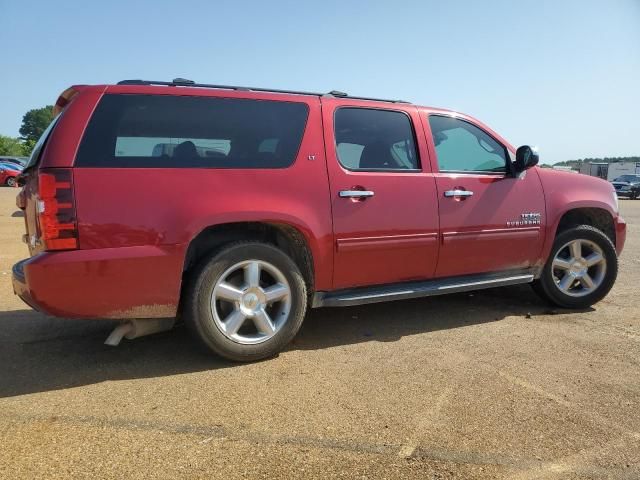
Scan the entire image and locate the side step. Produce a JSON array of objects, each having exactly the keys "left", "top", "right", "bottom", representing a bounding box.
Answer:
[{"left": 312, "top": 271, "right": 535, "bottom": 308}]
